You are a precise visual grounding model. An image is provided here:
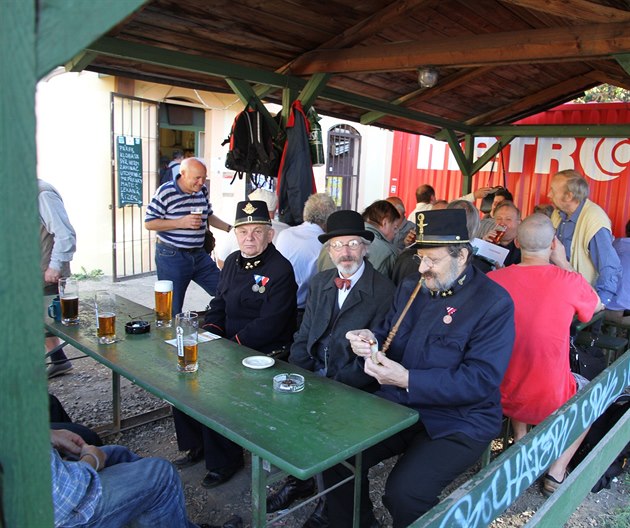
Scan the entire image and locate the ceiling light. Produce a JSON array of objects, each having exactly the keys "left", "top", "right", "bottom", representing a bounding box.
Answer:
[{"left": 418, "top": 68, "right": 439, "bottom": 88}]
